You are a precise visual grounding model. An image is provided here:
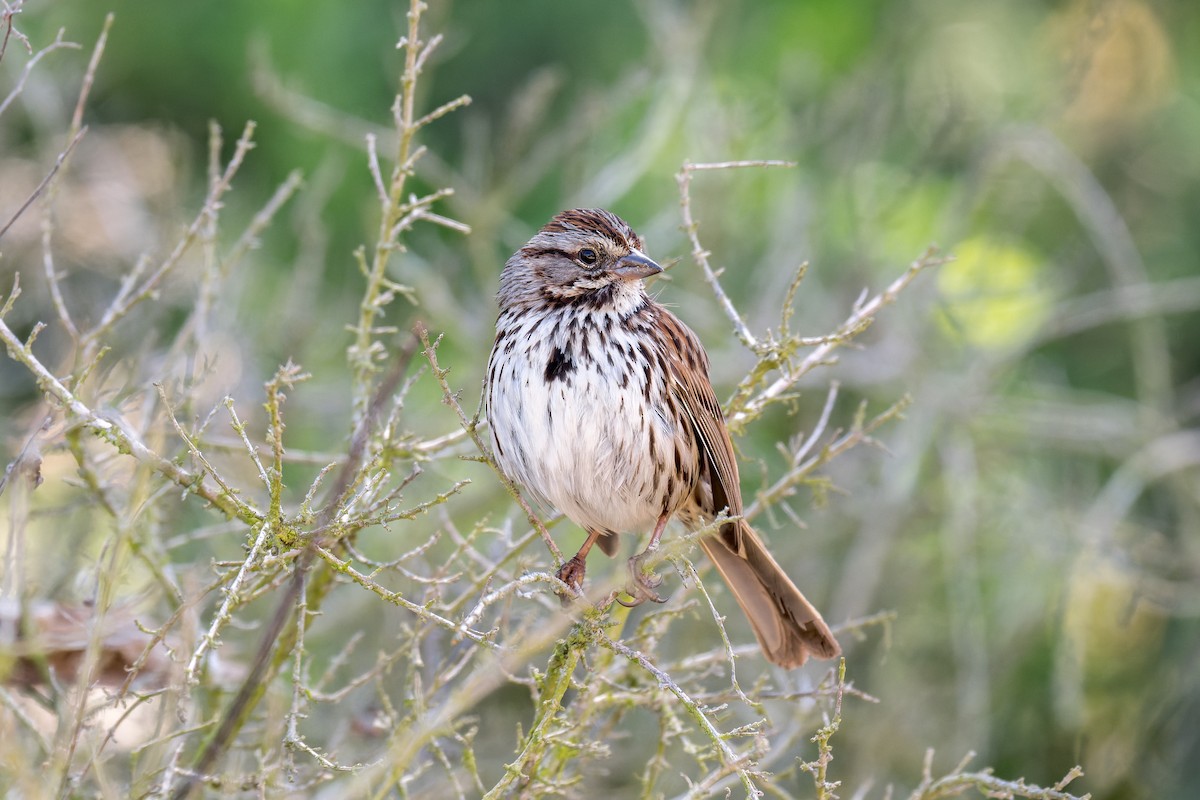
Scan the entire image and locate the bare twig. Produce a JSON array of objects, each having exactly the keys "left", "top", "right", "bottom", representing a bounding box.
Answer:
[
  {"left": 416, "top": 323, "right": 564, "bottom": 565},
  {"left": 676, "top": 159, "right": 797, "bottom": 352},
  {"left": 185, "top": 523, "right": 272, "bottom": 686},
  {"left": 908, "top": 749, "right": 1090, "bottom": 800},
  {"left": 0, "top": 26, "right": 77, "bottom": 118},
  {"left": 731, "top": 249, "right": 942, "bottom": 428},
  {"left": 81, "top": 121, "right": 262, "bottom": 363},
  {"left": 598, "top": 629, "right": 764, "bottom": 798},
  {"left": 0, "top": 127, "right": 85, "bottom": 242},
  {"left": 800, "top": 659, "right": 847, "bottom": 799},
  {"left": 347, "top": 0, "right": 470, "bottom": 421}
]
